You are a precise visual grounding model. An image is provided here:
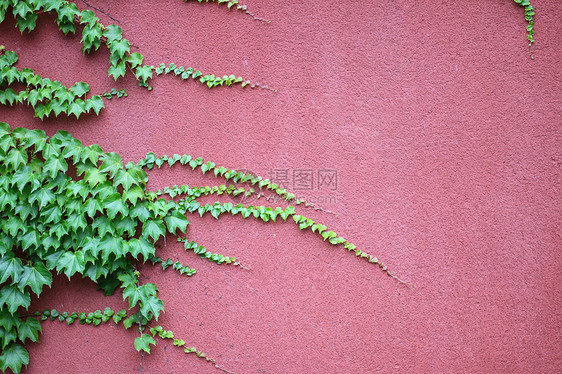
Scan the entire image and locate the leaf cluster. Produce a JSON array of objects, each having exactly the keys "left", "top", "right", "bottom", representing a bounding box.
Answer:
[{"left": 513, "top": 0, "right": 535, "bottom": 56}]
